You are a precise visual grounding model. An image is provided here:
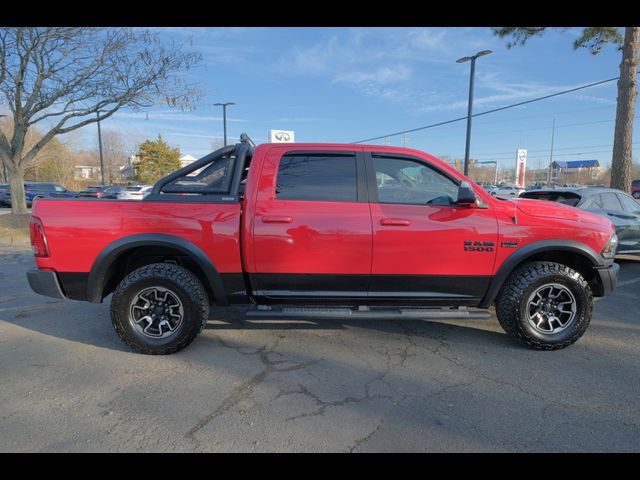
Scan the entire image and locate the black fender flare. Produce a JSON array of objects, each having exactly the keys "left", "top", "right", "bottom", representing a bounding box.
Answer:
[
  {"left": 86, "top": 233, "right": 228, "bottom": 305},
  {"left": 479, "top": 239, "right": 604, "bottom": 308}
]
